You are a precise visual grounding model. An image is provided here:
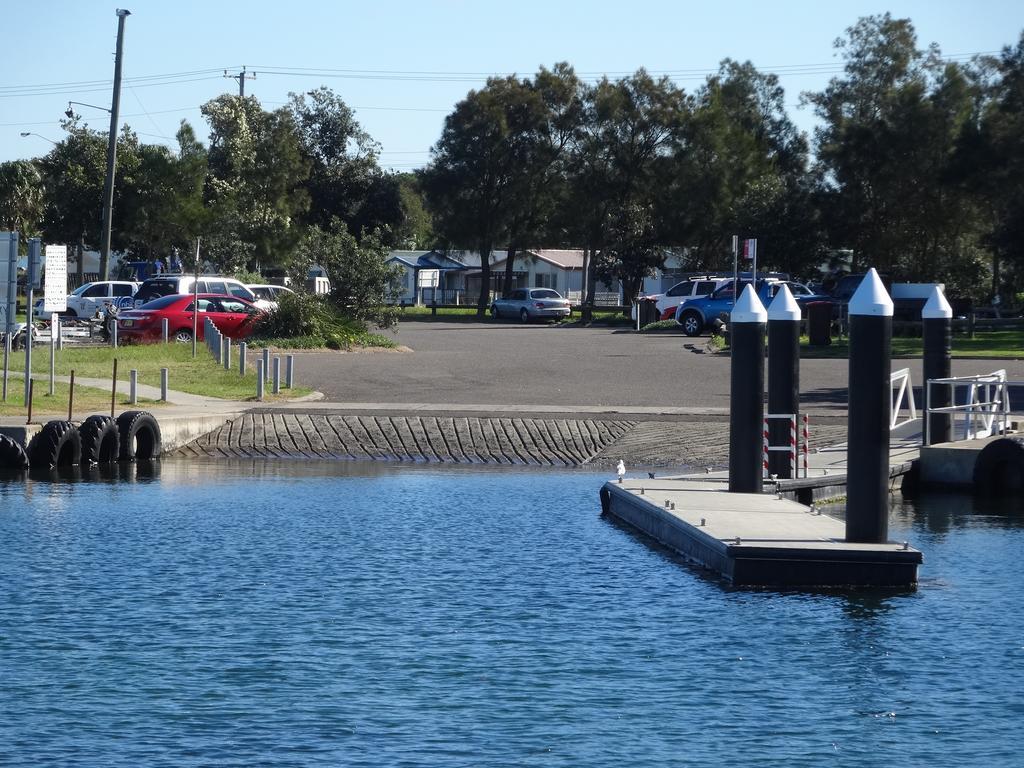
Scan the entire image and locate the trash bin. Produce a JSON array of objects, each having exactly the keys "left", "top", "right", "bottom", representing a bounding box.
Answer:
[
  {"left": 807, "top": 301, "right": 832, "bottom": 346},
  {"left": 637, "top": 298, "right": 660, "bottom": 328}
]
